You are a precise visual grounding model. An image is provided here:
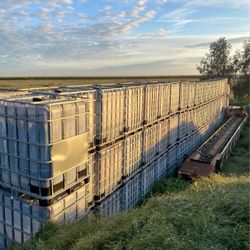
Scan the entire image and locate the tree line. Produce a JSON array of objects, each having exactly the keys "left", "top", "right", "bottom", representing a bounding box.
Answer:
[{"left": 197, "top": 37, "right": 249, "bottom": 103}]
